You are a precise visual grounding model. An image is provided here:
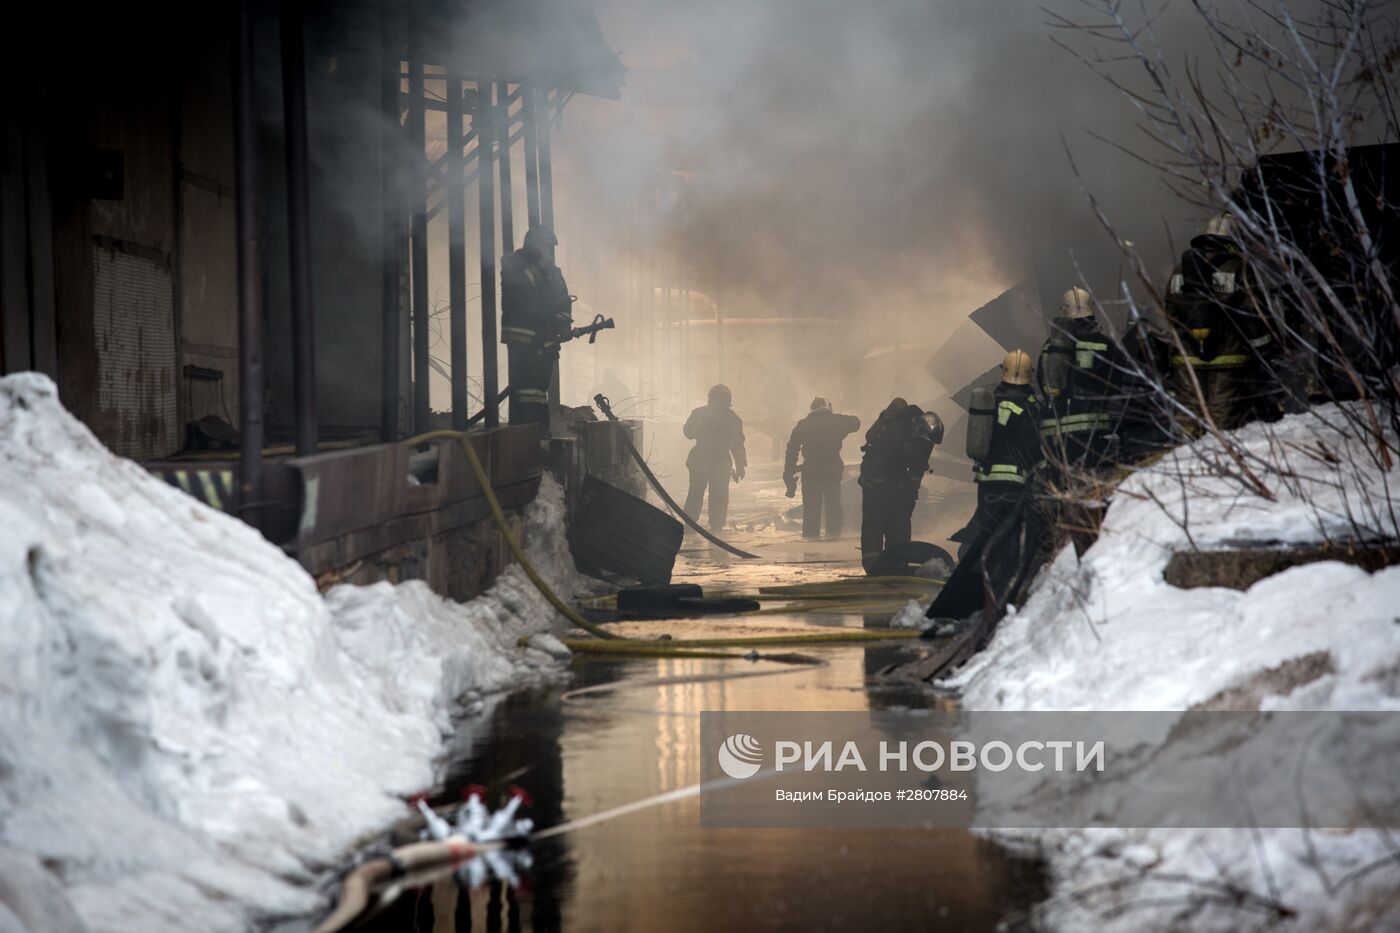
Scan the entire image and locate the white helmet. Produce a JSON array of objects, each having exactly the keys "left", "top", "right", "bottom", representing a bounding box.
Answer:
[
  {"left": 1001, "top": 349, "right": 1034, "bottom": 386},
  {"left": 1058, "top": 286, "right": 1097, "bottom": 320}
]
